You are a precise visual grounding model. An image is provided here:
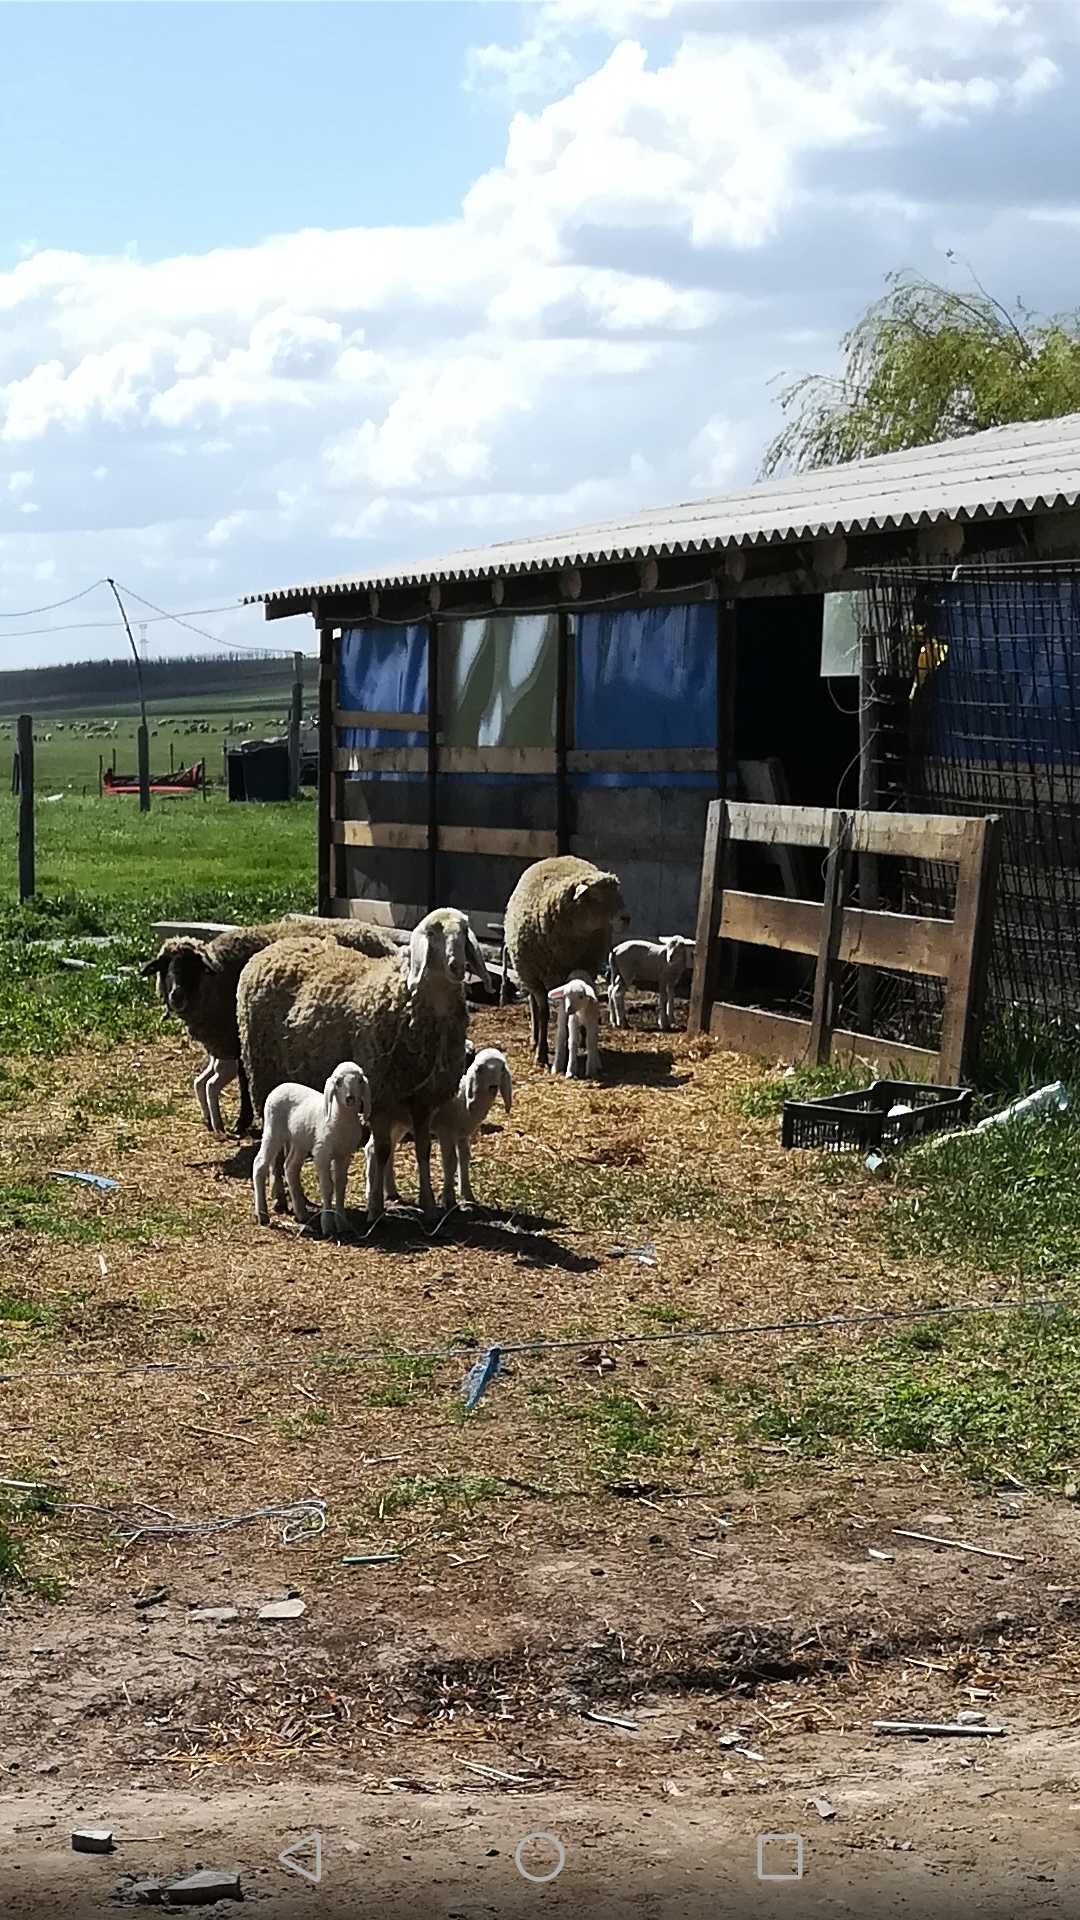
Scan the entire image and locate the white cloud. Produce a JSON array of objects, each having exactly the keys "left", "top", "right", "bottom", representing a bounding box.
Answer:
[{"left": 0, "top": 0, "right": 1074, "bottom": 665}]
